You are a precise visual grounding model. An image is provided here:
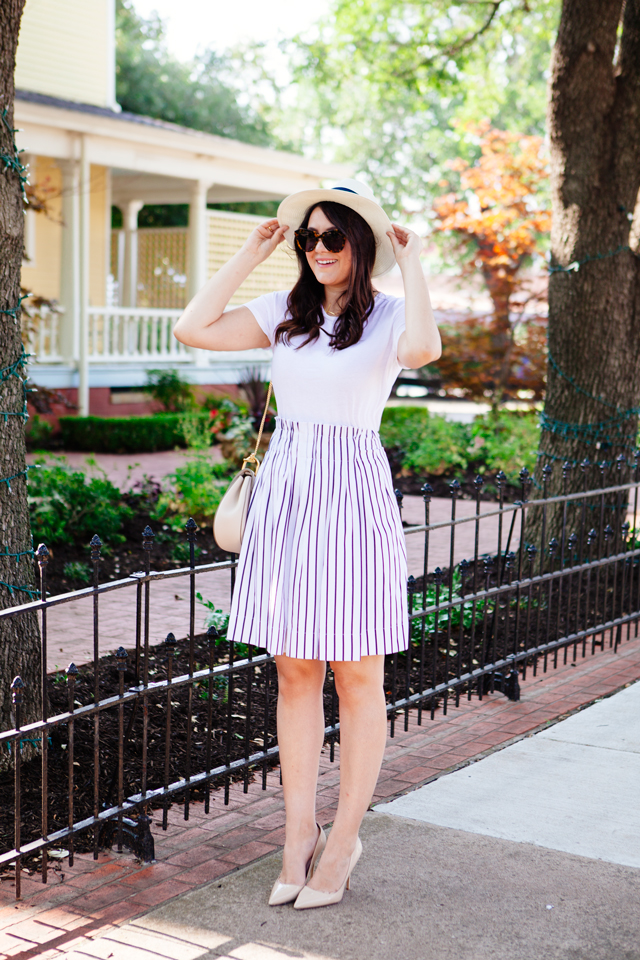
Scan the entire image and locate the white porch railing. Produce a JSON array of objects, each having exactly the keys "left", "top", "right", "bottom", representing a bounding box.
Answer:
[
  {"left": 87, "top": 307, "right": 188, "bottom": 363},
  {"left": 28, "top": 311, "right": 62, "bottom": 363}
]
